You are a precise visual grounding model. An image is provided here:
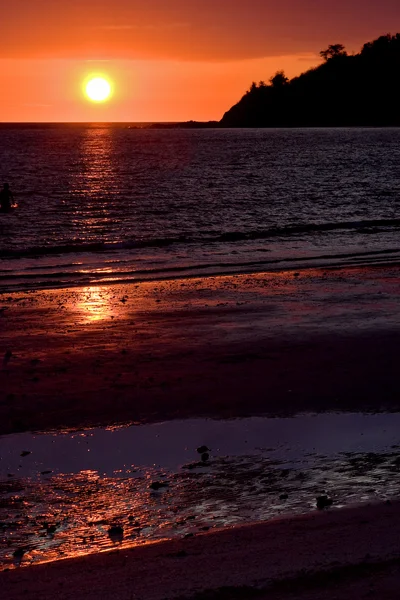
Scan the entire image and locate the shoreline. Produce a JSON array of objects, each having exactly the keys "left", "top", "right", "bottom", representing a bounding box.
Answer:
[
  {"left": 1, "top": 264, "right": 400, "bottom": 435},
  {"left": 2, "top": 245, "right": 400, "bottom": 296},
  {"left": 2, "top": 501, "right": 400, "bottom": 599}
]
